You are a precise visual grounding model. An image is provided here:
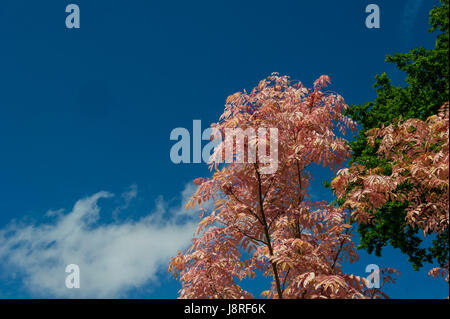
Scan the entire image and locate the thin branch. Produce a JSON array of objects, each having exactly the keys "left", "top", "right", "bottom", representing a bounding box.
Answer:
[
  {"left": 235, "top": 227, "right": 267, "bottom": 245},
  {"left": 228, "top": 188, "right": 264, "bottom": 225},
  {"left": 331, "top": 227, "right": 350, "bottom": 271},
  {"left": 281, "top": 268, "right": 291, "bottom": 294},
  {"left": 254, "top": 163, "right": 283, "bottom": 299}
]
